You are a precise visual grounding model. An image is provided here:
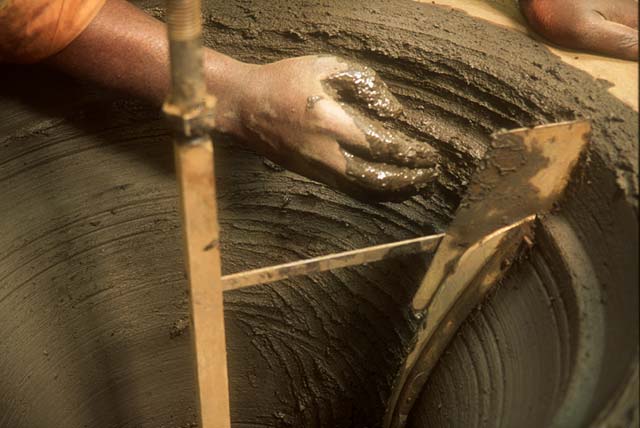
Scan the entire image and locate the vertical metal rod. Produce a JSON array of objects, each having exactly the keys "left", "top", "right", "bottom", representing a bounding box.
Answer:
[
  {"left": 166, "top": 0, "right": 206, "bottom": 110},
  {"left": 164, "top": 1, "right": 231, "bottom": 428}
]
